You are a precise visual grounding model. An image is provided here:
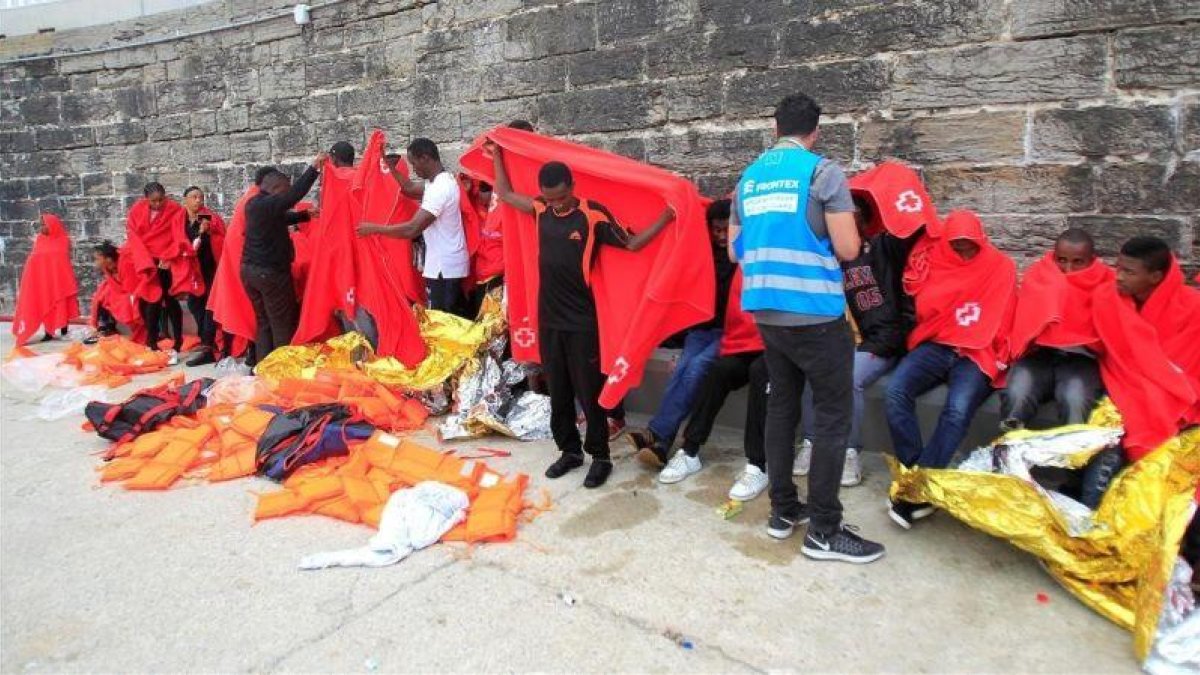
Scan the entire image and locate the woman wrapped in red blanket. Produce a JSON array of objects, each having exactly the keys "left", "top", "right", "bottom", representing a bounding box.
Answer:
[{"left": 12, "top": 213, "right": 79, "bottom": 345}]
